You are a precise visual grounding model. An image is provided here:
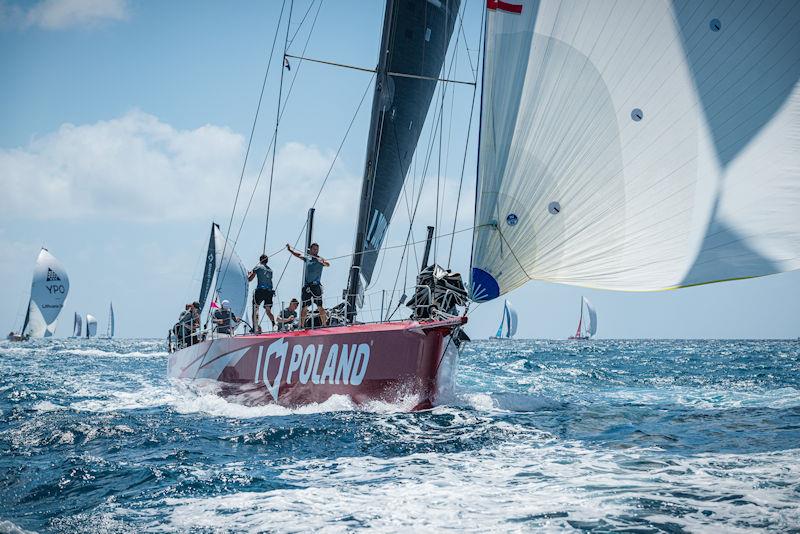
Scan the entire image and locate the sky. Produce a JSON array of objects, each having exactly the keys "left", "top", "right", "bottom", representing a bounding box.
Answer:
[{"left": 1, "top": 0, "right": 798, "bottom": 339}]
